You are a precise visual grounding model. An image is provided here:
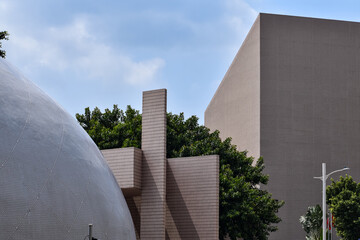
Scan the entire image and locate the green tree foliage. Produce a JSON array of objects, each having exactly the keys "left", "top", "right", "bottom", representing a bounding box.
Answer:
[
  {"left": 76, "top": 105, "right": 284, "bottom": 240},
  {"left": 299, "top": 205, "right": 322, "bottom": 240},
  {"left": 75, "top": 105, "right": 142, "bottom": 149},
  {"left": 166, "top": 113, "right": 284, "bottom": 240},
  {"left": 326, "top": 175, "right": 360, "bottom": 240},
  {"left": 0, "top": 31, "right": 9, "bottom": 58}
]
